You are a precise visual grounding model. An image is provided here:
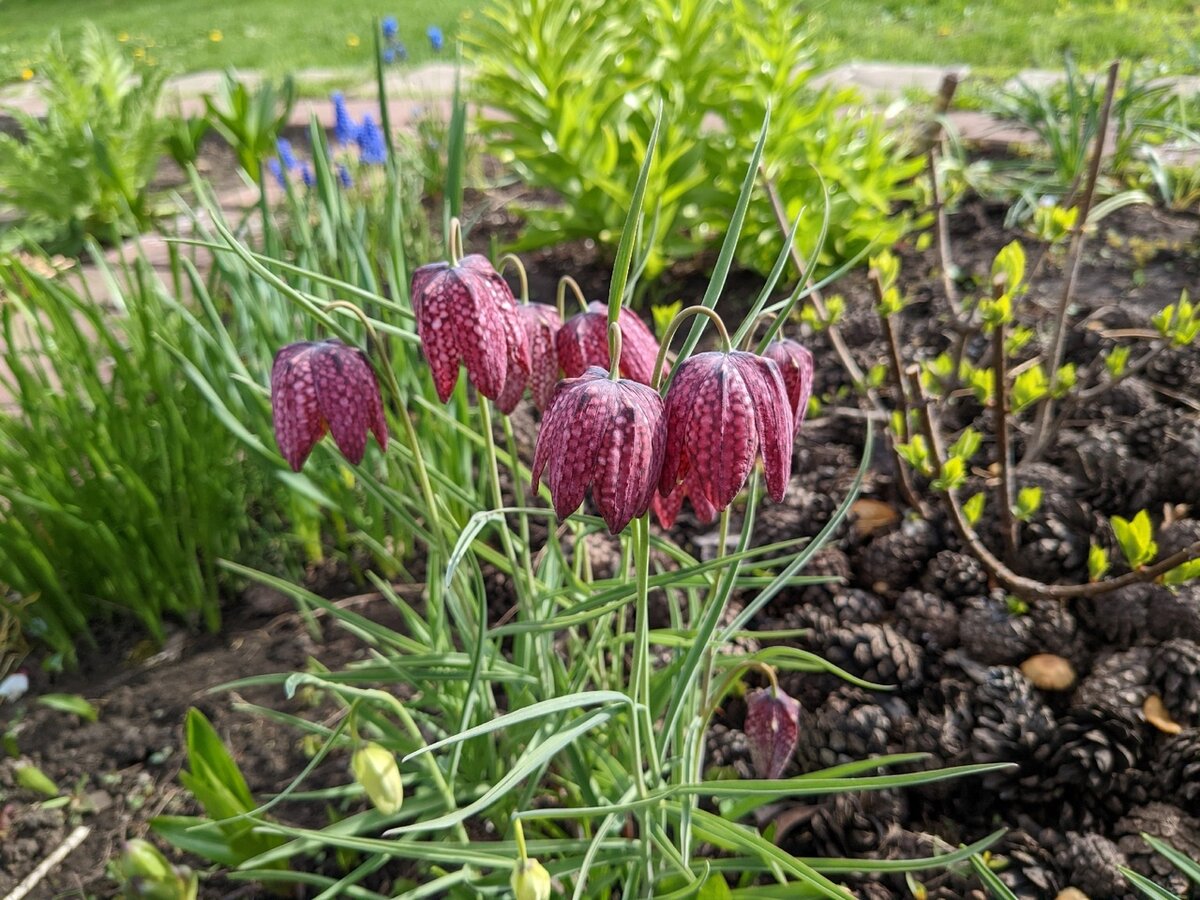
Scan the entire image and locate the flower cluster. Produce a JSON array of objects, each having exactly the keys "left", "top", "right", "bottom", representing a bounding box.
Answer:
[
  {"left": 330, "top": 93, "right": 388, "bottom": 166},
  {"left": 267, "top": 246, "right": 812, "bottom": 529},
  {"left": 377, "top": 17, "right": 444, "bottom": 64}
]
